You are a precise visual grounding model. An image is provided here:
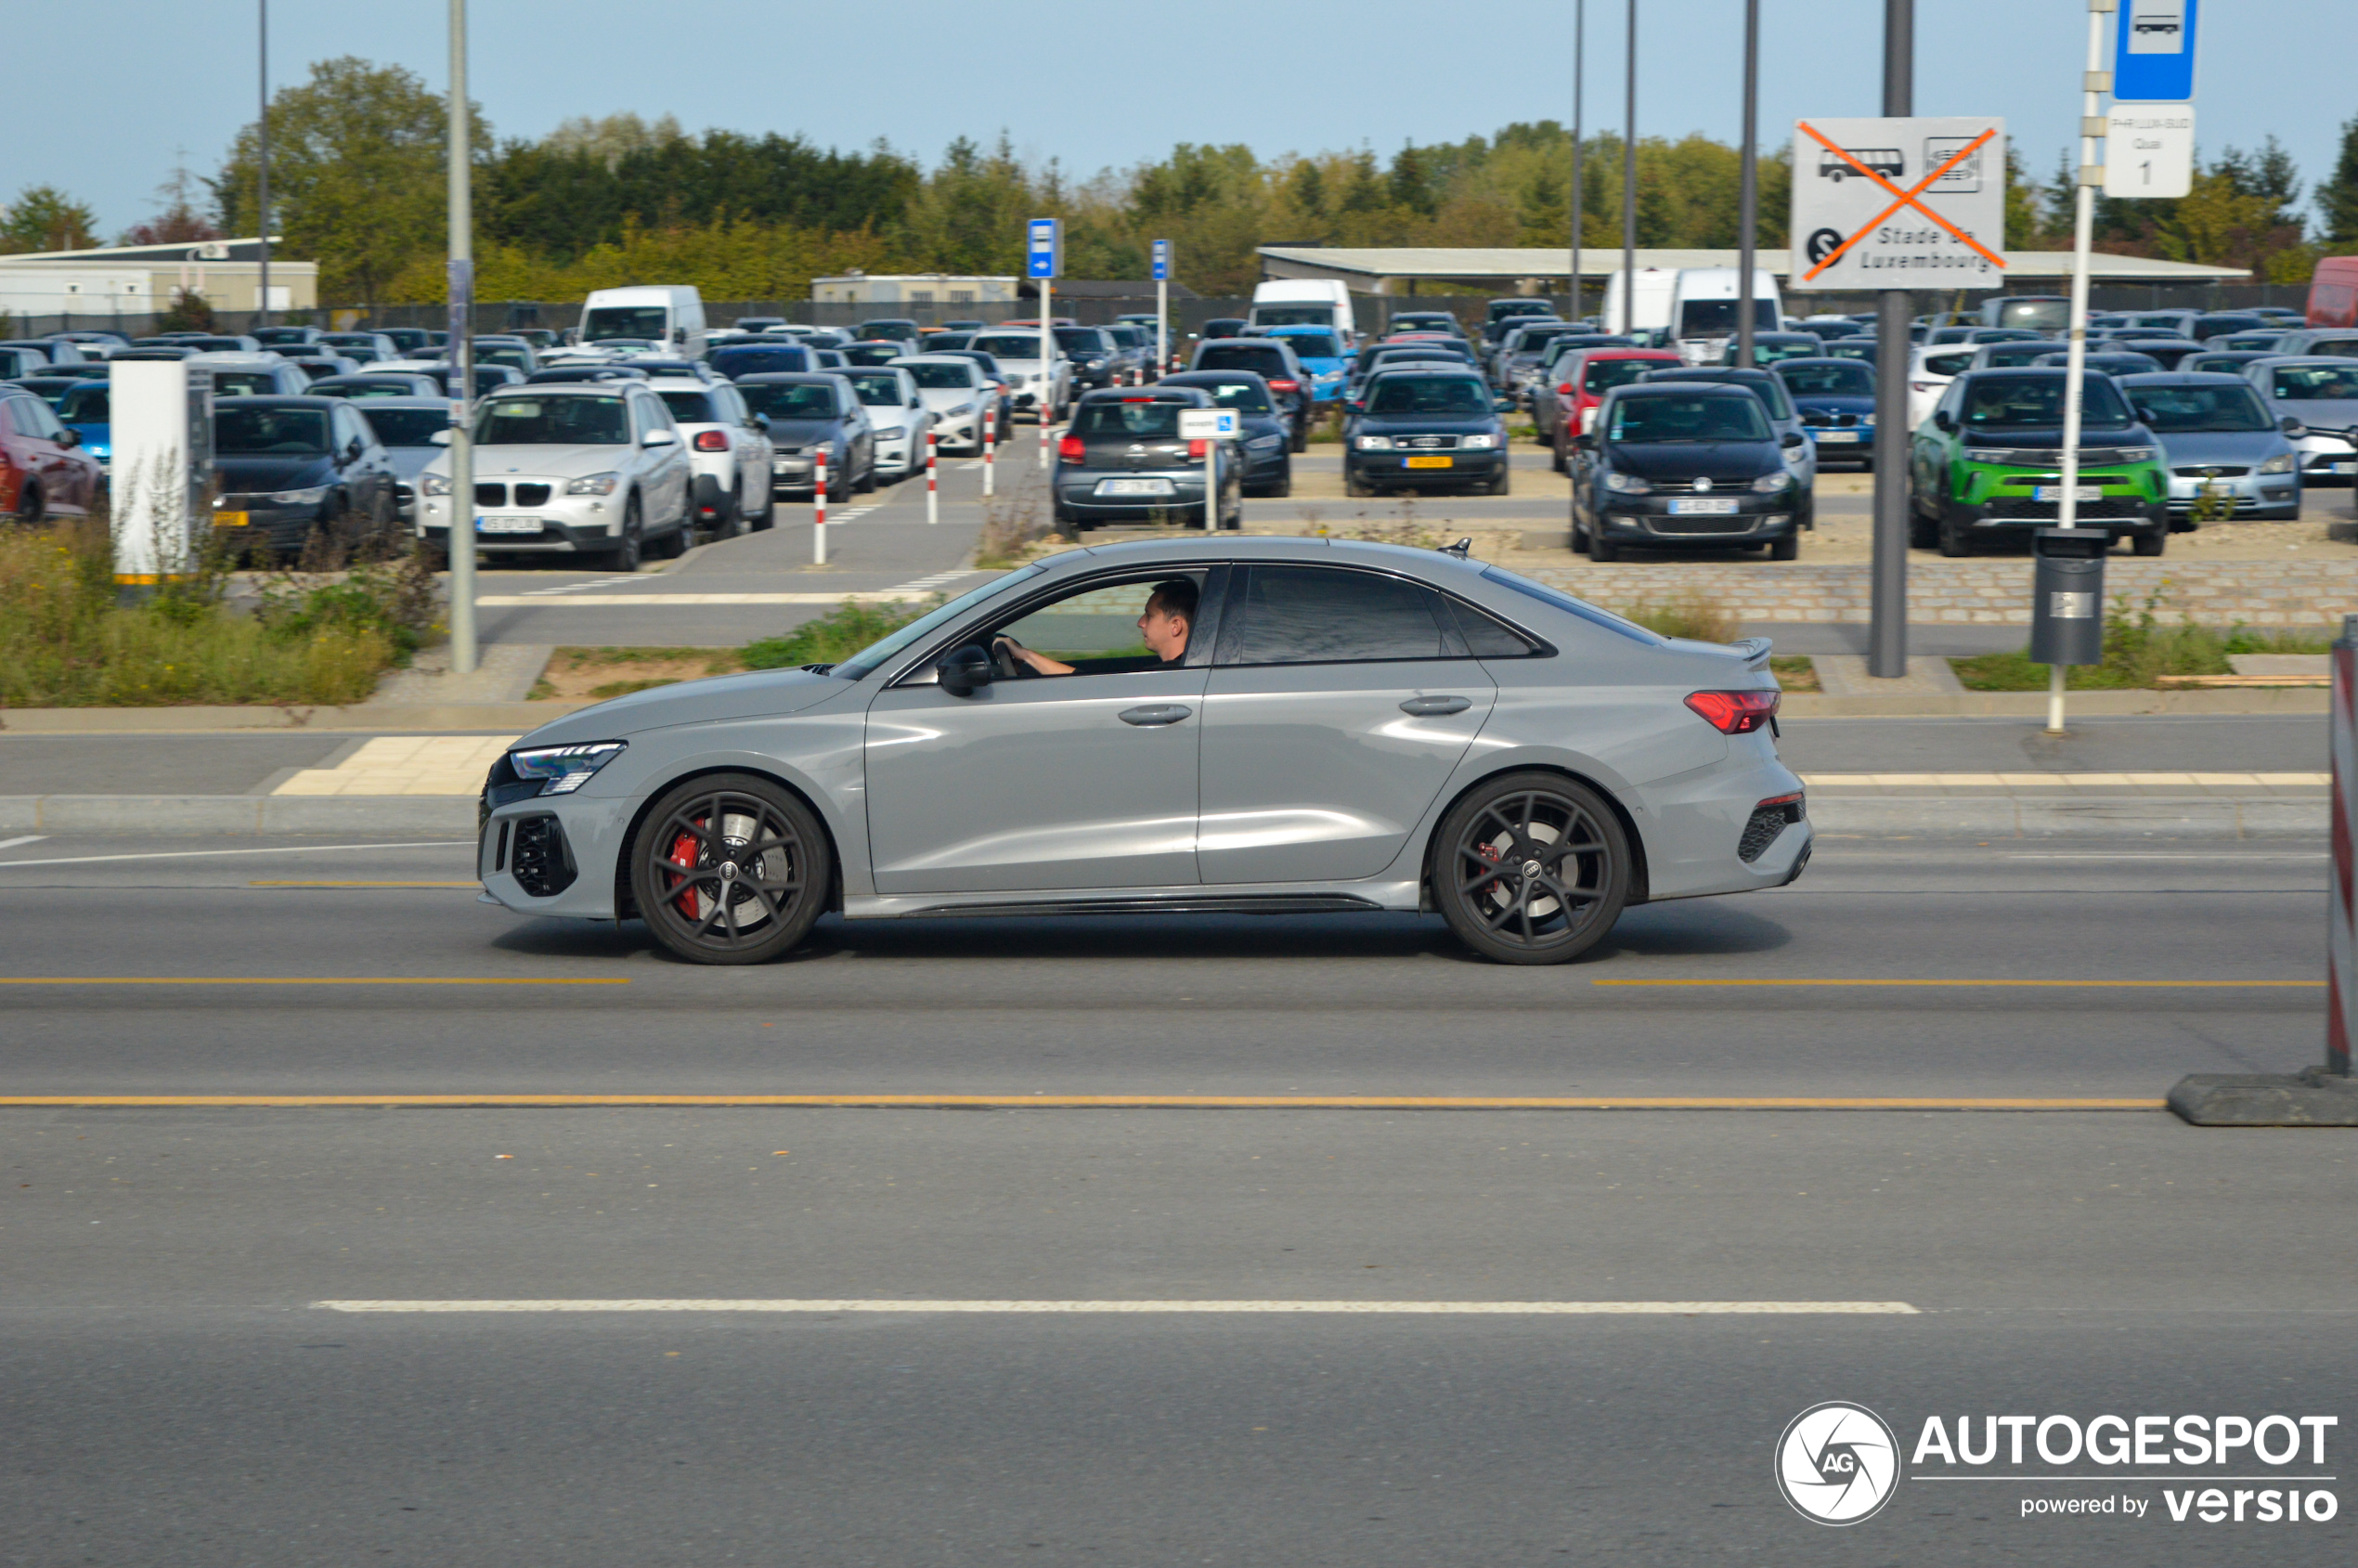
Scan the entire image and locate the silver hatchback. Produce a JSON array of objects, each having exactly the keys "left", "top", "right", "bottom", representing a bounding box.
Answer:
[{"left": 477, "top": 538, "right": 1810, "bottom": 965}]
